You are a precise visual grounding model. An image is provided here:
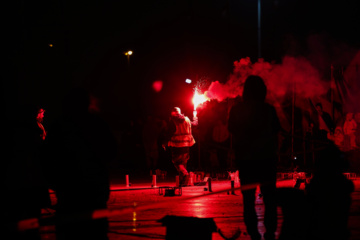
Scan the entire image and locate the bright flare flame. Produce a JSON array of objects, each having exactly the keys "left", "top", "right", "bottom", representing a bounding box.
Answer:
[{"left": 193, "top": 91, "right": 209, "bottom": 110}]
